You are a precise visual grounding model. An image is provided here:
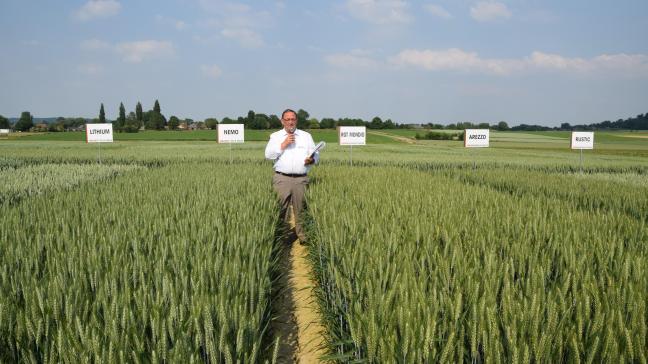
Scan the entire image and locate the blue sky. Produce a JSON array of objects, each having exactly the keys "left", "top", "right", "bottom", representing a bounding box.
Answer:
[{"left": 1, "top": 0, "right": 647, "bottom": 126}]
